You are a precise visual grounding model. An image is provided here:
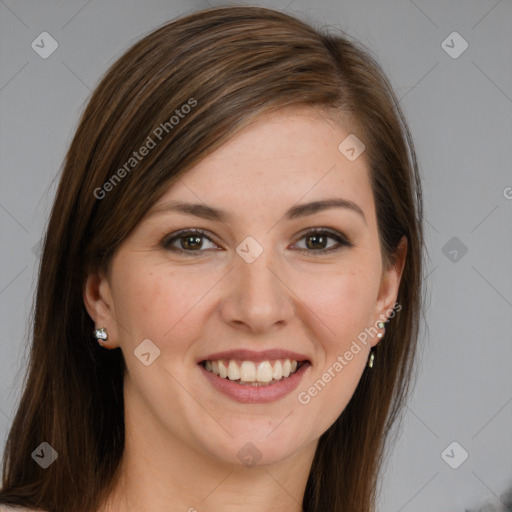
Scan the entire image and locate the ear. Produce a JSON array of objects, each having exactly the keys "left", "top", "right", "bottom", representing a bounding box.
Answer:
[
  {"left": 372, "top": 235, "right": 407, "bottom": 347},
  {"left": 83, "top": 268, "right": 120, "bottom": 349}
]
